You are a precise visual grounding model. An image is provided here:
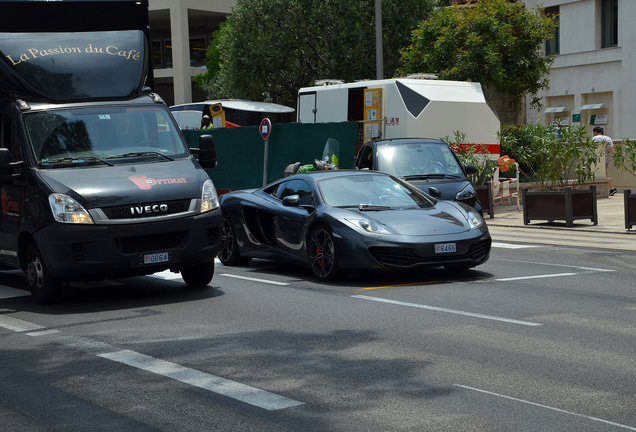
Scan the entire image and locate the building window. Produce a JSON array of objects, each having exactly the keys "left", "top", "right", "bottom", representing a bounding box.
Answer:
[
  {"left": 190, "top": 38, "right": 208, "bottom": 68},
  {"left": 601, "top": 0, "right": 618, "bottom": 48},
  {"left": 545, "top": 6, "right": 559, "bottom": 55}
]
